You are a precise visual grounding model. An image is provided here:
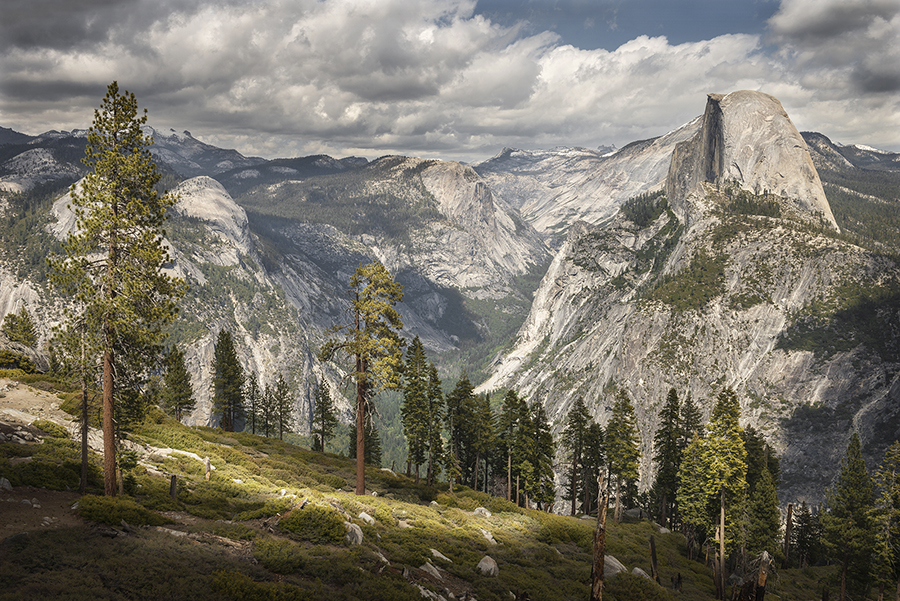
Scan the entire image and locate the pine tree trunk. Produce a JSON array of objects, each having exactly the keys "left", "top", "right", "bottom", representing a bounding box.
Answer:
[
  {"left": 102, "top": 344, "right": 116, "bottom": 496},
  {"left": 571, "top": 451, "right": 579, "bottom": 516},
  {"left": 80, "top": 334, "right": 88, "bottom": 494},
  {"left": 355, "top": 351, "right": 366, "bottom": 496},
  {"left": 893, "top": 577, "right": 899, "bottom": 601},
  {"left": 615, "top": 475, "right": 622, "bottom": 522},
  {"left": 507, "top": 452, "right": 512, "bottom": 502},
  {"left": 719, "top": 489, "right": 726, "bottom": 600}
]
